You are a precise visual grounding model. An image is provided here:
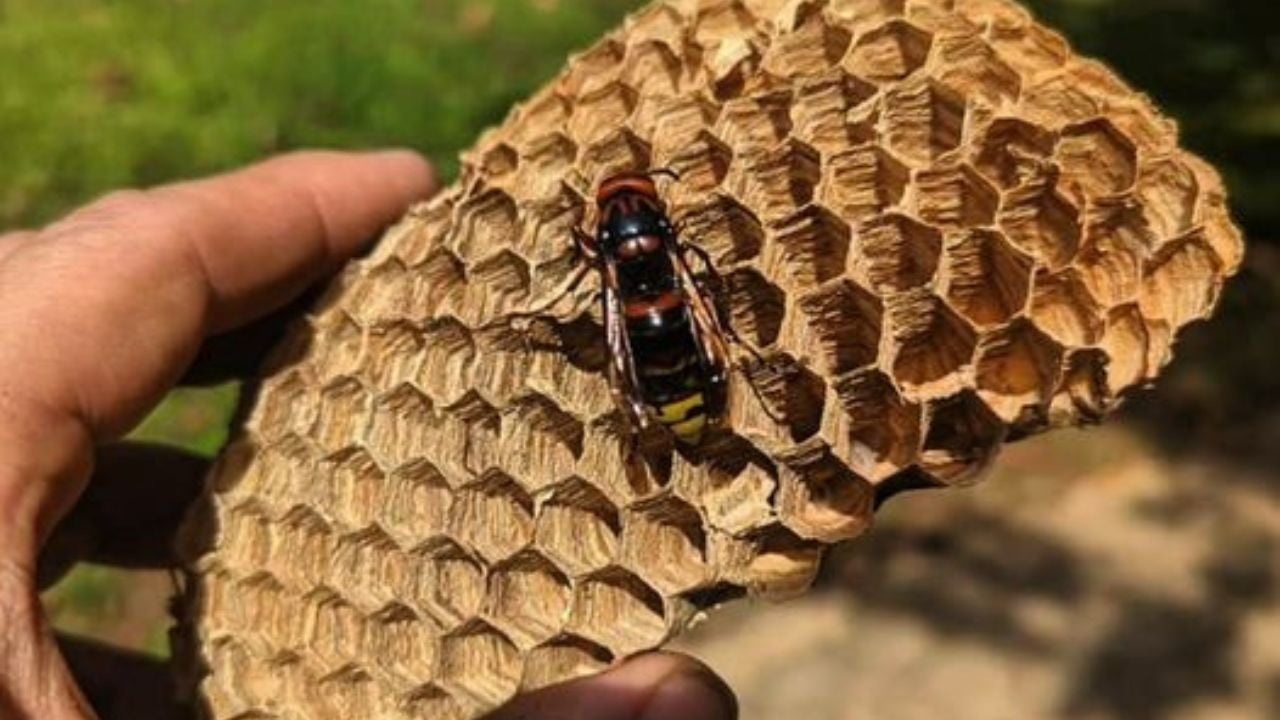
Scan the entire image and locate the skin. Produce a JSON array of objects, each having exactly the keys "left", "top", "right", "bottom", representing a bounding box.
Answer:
[{"left": 0, "top": 150, "right": 737, "bottom": 720}]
